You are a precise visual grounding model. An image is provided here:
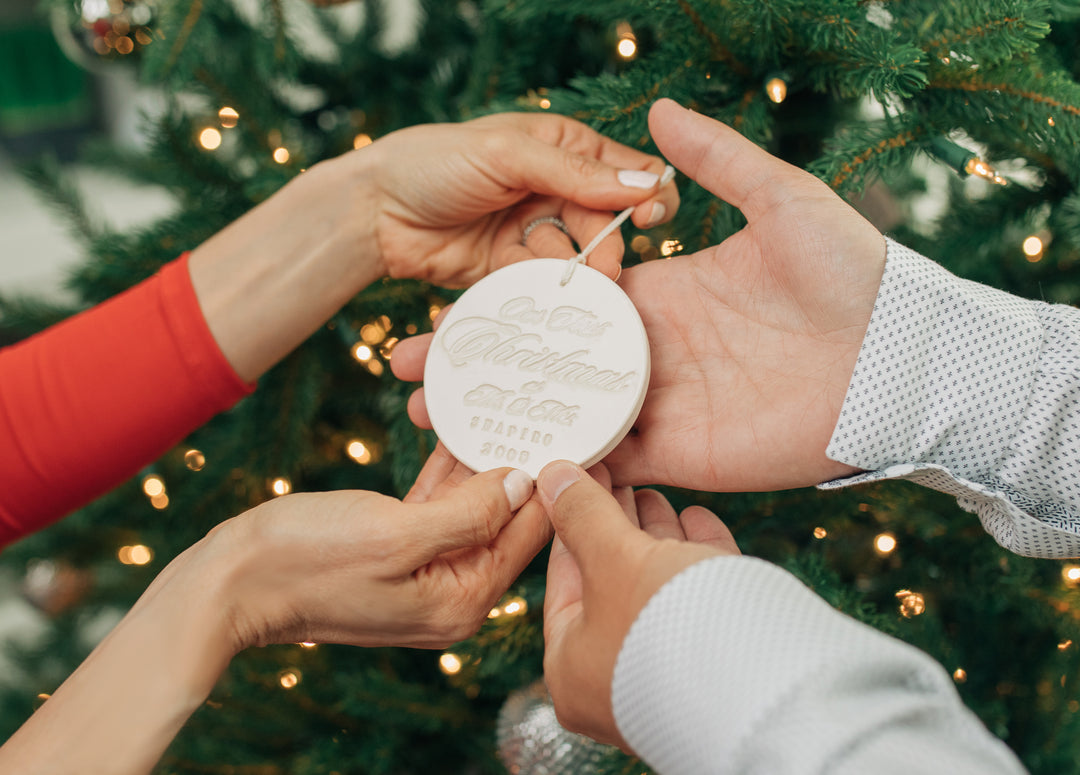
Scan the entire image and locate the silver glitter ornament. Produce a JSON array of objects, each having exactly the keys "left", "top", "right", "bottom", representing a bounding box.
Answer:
[{"left": 496, "top": 679, "right": 617, "bottom": 774}]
